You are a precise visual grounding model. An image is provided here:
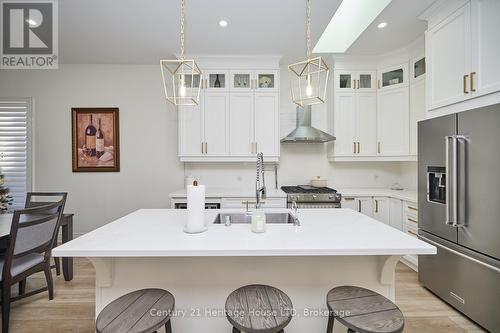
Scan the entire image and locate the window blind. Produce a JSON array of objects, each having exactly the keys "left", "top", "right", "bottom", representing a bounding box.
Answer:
[{"left": 0, "top": 99, "right": 32, "bottom": 209}]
